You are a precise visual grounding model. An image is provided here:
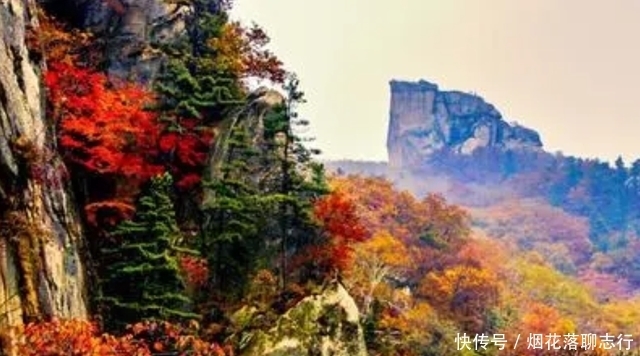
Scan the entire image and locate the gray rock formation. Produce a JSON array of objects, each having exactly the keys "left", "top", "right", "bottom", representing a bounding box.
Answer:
[
  {"left": 0, "top": 0, "right": 88, "bottom": 340},
  {"left": 68, "top": 0, "right": 191, "bottom": 83},
  {"left": 387, "top": 80, "right": 543, "bottom": 170},
  {"left": 232, "top": 282, "right": 368, "bottom": 356},
  {"left": 203, "top": 87, "right": 284, "bottom": 207}
]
